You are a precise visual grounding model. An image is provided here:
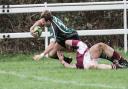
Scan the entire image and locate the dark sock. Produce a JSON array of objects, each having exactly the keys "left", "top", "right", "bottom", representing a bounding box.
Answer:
[
  {"left": 112, "top": 60, "right": 124, "bottom": 69},
  {"left": 111, "top": 51, "right": 128, "bottom": 67},
  {"left": 111, "top": 51, "right": 124, "bottom": 61}
]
